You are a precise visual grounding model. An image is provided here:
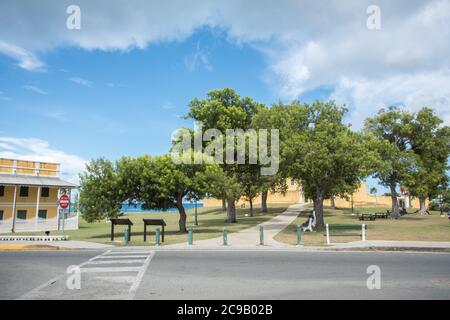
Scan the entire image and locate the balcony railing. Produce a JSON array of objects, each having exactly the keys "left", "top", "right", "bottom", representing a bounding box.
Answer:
[{"left": 0, "top": 159, "right": 60, "bottom": 177}]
